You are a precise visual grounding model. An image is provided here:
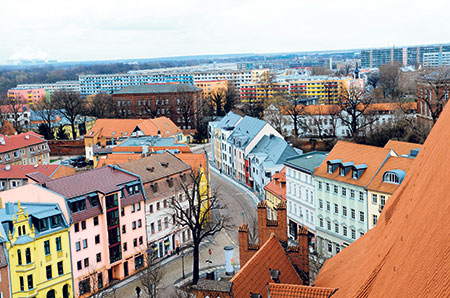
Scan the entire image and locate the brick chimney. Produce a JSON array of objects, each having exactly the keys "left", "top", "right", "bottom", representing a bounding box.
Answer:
[
  {"left": 257, "top": 201, "right": 268, "bottom": 244},
  {"left": 287, "top": 226, "right": 310, "bottom": 285},
  {"left": 238, "top": 223, "right": 259, "bottom": 267}
]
